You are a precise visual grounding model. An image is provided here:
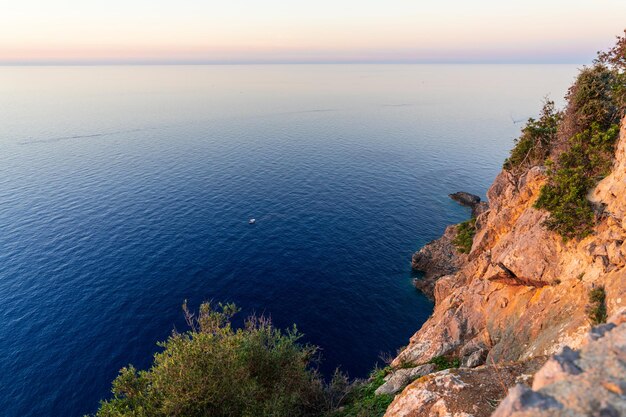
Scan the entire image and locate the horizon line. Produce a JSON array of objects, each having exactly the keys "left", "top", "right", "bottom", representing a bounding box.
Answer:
[{"left": 0, "top": 59, "right": 589, "bottom": 66}]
